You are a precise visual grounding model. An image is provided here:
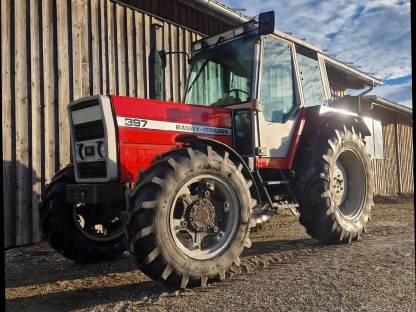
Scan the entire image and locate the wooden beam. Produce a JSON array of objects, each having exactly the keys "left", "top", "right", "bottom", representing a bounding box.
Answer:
[{"left": 393, "top": 116, "right": 402, "bottom": 194}]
